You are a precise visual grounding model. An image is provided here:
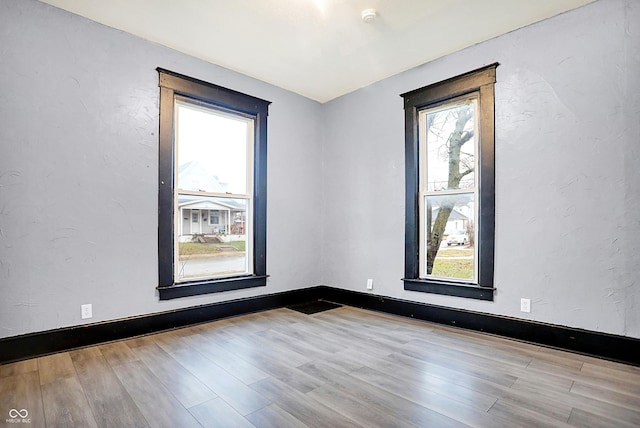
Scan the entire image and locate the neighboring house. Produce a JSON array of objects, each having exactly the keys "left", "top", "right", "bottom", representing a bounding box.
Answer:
[
  {"left": 178, "top": 196, "right": 246, "bottom": 239},
  {"left": 177, "top": 162, "right": 246, "bottom": 241},
  {"left": 432, "top": 208, "right": 470, "bottom": 235}
]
